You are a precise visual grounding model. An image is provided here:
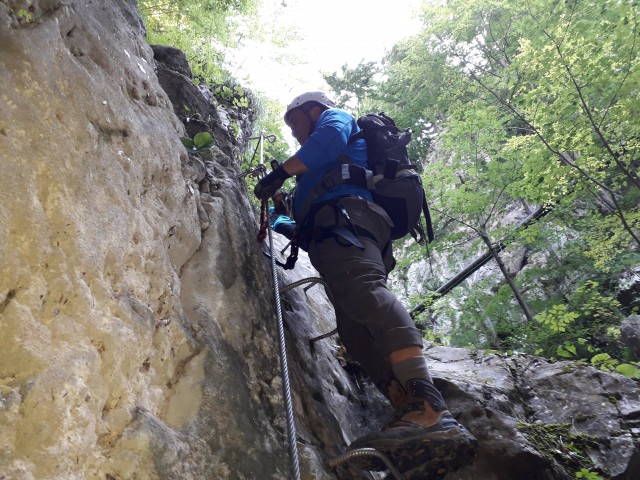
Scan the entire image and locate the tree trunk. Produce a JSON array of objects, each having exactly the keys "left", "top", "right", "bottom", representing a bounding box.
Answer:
[
  {"left": 480, "top": 229, "right": 535, "bottom": 323},
  {"left": 410, "top": 206, "right": 550, "bottom": 318}
]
